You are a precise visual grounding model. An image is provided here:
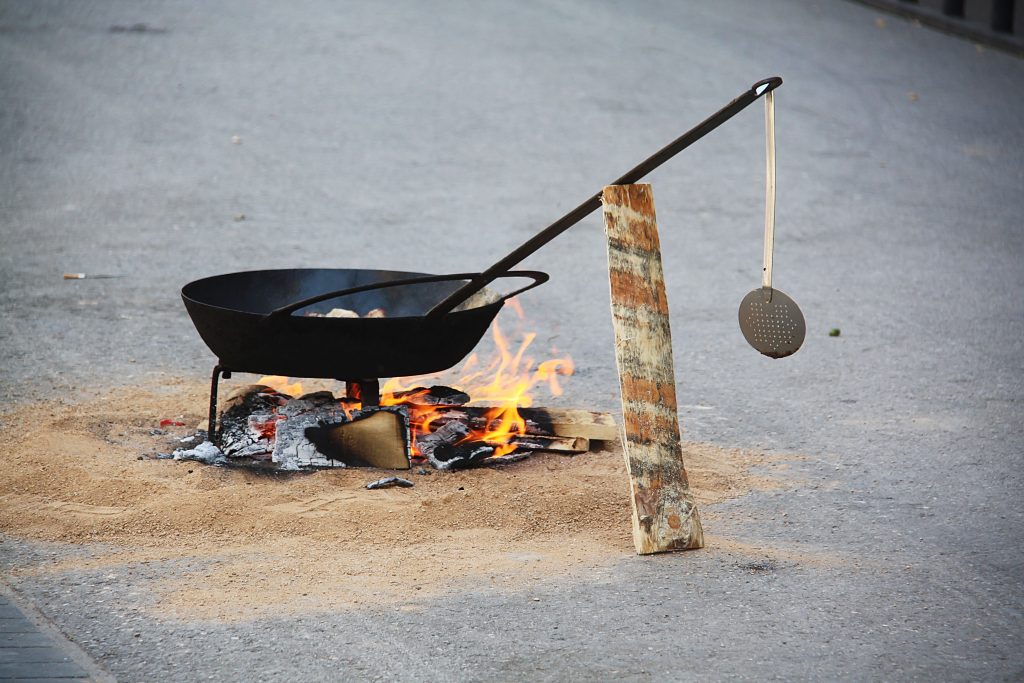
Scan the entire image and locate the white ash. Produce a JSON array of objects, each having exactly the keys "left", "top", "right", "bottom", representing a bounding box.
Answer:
[
  {"left": 172, "top": 440, "right": 228, "bottom": 466},
  {"left": 271, "top": 393, "right": 351, "bottom": 470},
  {"left": 216, "top": 386, "right": 287, "bottom": 460},
  {"left": 217, "top": 411, "right": 277, "bottom": 459}
]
